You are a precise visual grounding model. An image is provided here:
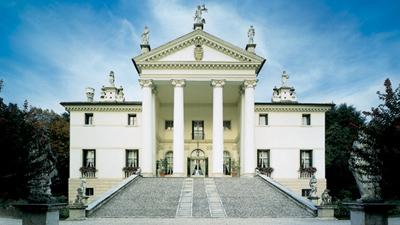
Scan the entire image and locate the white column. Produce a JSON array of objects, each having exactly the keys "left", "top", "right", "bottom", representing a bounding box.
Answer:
[
  {"left": 211, "top": 79, "right": 225, "bottom": 177},
  {"left": 171, "top": 79, "right": 185, "bottom": 177},
  {"left": 239, "top": 88, "right": 245, "bottom": 175},
  {"left": 139, "top": 79, "right": 154, "bottom": 177},
  {"left": 243, "top": 79, "right": 257, "bottom": 176},
  {"left": 152, "top": 88, "right": 157, "bottom": 176}
]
